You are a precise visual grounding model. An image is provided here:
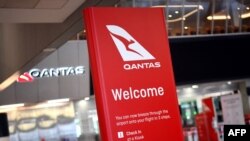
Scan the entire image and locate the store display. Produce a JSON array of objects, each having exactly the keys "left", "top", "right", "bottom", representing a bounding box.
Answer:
[
  {"left": 5, "top": 102, "right": 77, "bottom": 141},
  {"left": 221, "top": 93, "right": 245, "bottom": 125},
  {"left": 57, "top": 115, "right": 77, "bottom": 141},
  {"left": 180, "top": 101, "right": 198, "bottom": 127},
  {"left": 8, "top": 121, "right": 18, "bottom": 141},
  {"left": 38, "top": 115, "right": 59, "bottom": 141},
  {"left": 17, "top": 118, "right": 39, "bottom": 141}
]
